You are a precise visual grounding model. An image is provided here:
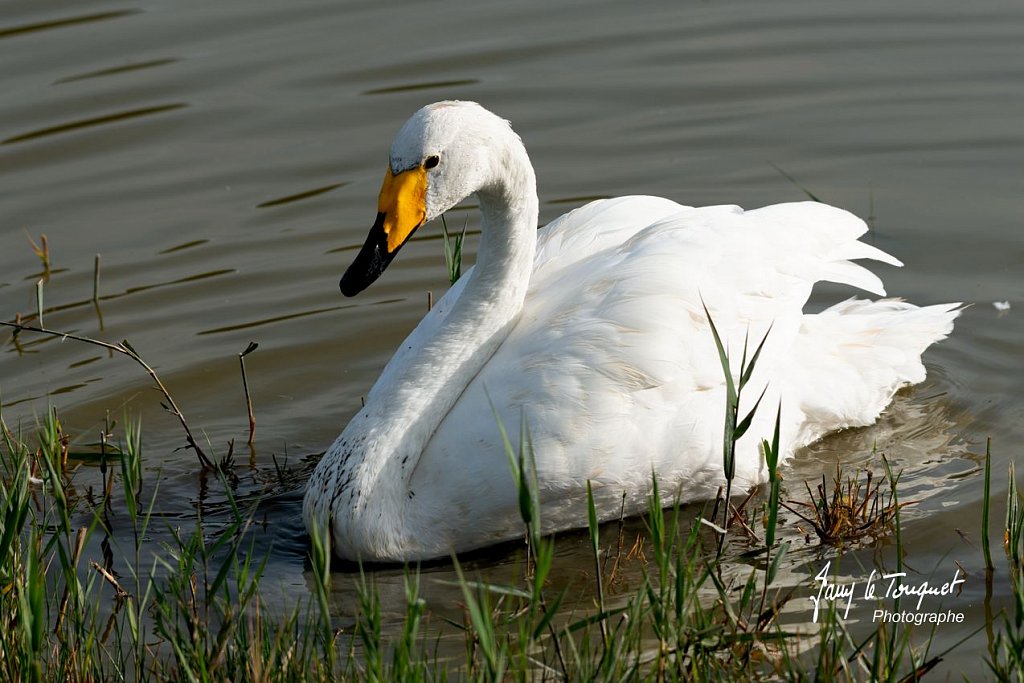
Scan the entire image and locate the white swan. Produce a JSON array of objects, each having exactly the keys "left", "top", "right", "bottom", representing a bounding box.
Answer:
[{"left": 303, "top": 101, "right": 959, "bottom": 562}]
